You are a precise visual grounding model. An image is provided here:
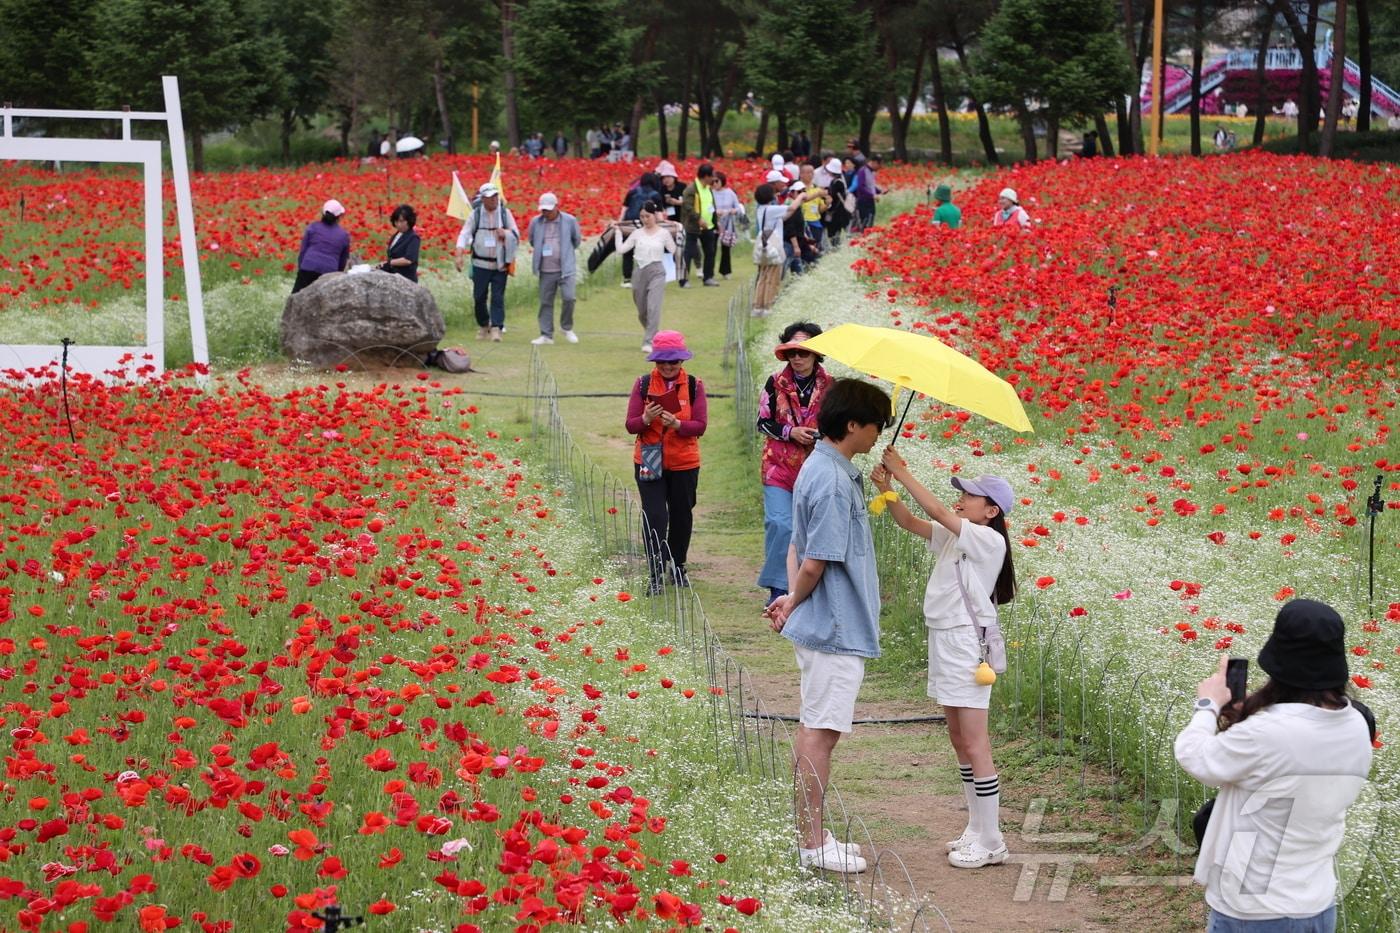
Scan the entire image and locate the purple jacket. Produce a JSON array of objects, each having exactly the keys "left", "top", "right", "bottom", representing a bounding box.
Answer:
[{"left": 297, "top": 221, "right": 351, "bottom": 274}]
